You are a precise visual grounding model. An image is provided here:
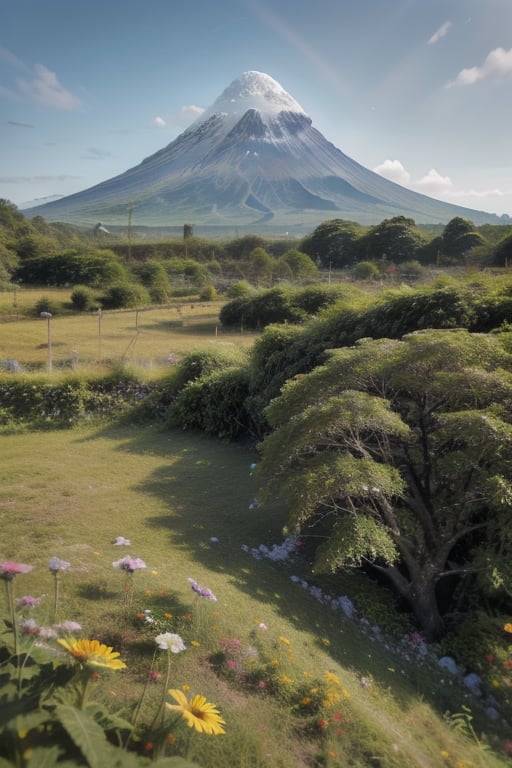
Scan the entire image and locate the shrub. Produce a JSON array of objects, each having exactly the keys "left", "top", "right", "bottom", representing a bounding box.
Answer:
[
  {"left": 100, "top": 283, "right": 150, "bottom": 309},
  {"left": 226, "top": 280, "right": 253, "bottom": 299},
  {"left": 70, "top": 285, "right": 101, "bottom": 311},
  {"left": 34, "top": 296, "right": 61, "bottom": 316},
  {"left": 167, "top": 367, "right": 253, "bottom": 438},
  {"left": 199, "top": 284, "right": 217, "bottom": 301},
  {"left": 220, "top": 287, "right": 305, "bottom": 330},
  {"left": 352, "top": 261, "right": 380, "bottom": 281}
]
